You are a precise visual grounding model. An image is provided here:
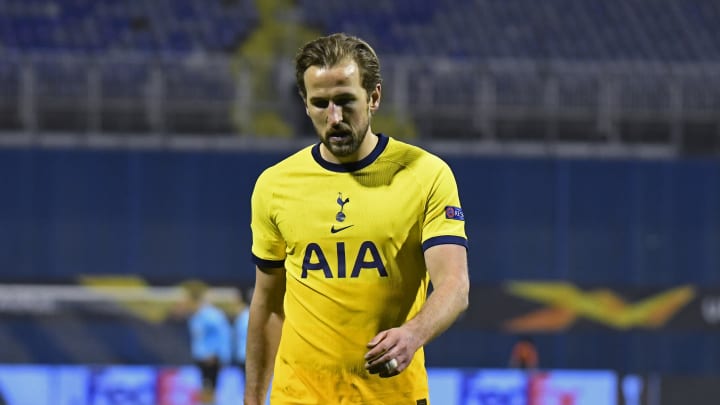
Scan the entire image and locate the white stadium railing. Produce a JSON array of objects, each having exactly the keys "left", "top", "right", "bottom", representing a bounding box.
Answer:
[{"left": 0, "top": 53, "right": 718, "bottom": 157}]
